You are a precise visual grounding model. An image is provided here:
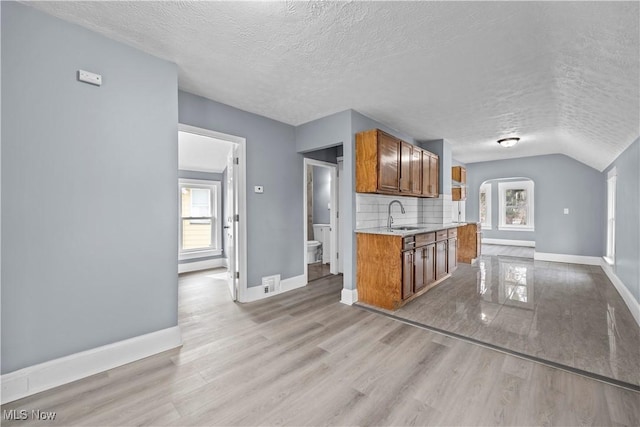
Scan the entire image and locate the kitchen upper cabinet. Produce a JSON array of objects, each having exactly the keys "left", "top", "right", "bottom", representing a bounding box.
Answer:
[
  {"left": 400, "top": 141, "right": 413, "bottom": 193},
  {"left": 356, "top": 129, "right": 438, "bottom": 198},
  {"left": 452, "top": 166, "right": 466, "bottom": 184},
  {"left": 422, "top": 152, "right": 440, "bottom": 198},
  {"left": 377, "top": 131, "right": 401, "bottom": 192},
  {"left": 452, "top": 186, "right": 467, "bottom": 201},
  {"left": 356, "top": 129, "right": 400, "bottom": 194},
  {"left": 410, "top": 147, "right": 422, "bottom": 195}
]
